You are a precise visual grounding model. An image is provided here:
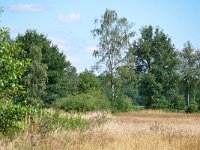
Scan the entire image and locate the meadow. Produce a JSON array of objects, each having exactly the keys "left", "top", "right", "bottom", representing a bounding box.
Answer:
[{"left": 1, "top": 110, "right": 200, "bottom": 150}]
